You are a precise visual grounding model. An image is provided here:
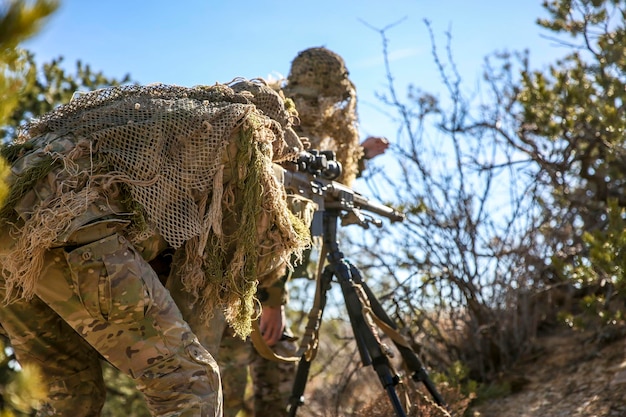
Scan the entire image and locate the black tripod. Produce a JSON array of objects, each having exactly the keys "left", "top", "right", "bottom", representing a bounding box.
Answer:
[{"left": 287, "top": 208, "right": 448, "bottom": 417}]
